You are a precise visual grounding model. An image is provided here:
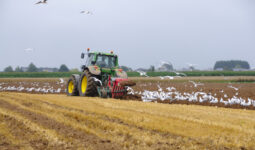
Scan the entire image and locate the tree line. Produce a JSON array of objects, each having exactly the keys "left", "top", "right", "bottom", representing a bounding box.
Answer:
[
  {"left": 3, "top": 63, "right": 72, "bottom": 72},
  {"left": 214, "top": 60, "right": 250, "bottom": 71}
]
